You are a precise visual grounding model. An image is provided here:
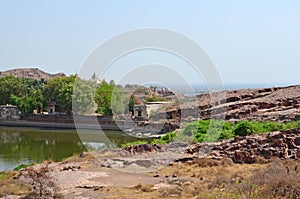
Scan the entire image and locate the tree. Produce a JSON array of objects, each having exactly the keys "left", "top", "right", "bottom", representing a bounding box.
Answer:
[
  {"left": 72, "top": 77, "right": 96, "bottom": 114},
  {"left": 111, "top": 86, "right": 125, "bottom": 115},
  {"left": 0, "top": 76, "right": 26, "bottom": 104},
  {"left": 95, "top": 82, "right": 126, "bottom": 115},
  {"left": 95, "top": 82, "right": 114, "bottom": 115},
  {"left": 11, "top": 89, "right": 46, "bottom": 116},
  {"left": 43, "top": 76, "right": 76, "bottom": 112}
]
